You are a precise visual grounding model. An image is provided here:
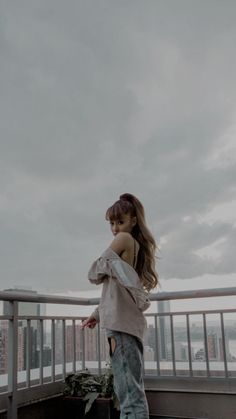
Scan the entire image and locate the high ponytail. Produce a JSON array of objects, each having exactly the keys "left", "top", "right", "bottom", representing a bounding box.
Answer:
[{"left": 106, "top": 193, "right": 158, "bottom": 291}]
